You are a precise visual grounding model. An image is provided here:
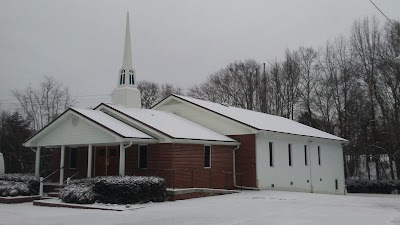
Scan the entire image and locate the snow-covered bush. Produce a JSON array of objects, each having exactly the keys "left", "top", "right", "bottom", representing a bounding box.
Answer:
[
  {"left": 0, "top": 180, "right": 32, "bottom": 197},
  {"left": 346, "top": 180, "right": 400, "bottom": 194},
  {"left": 59, "top": 183, "right": 96, "bottom": 204},
  {"left": 59, "top": 176, "right": 166, "bottom": 204},
  {"left": 94, "top": 176, "right": 167, "bottom": 204},
  {"left": 0, "top": 173, "right": 39, "bottom": 195}
]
